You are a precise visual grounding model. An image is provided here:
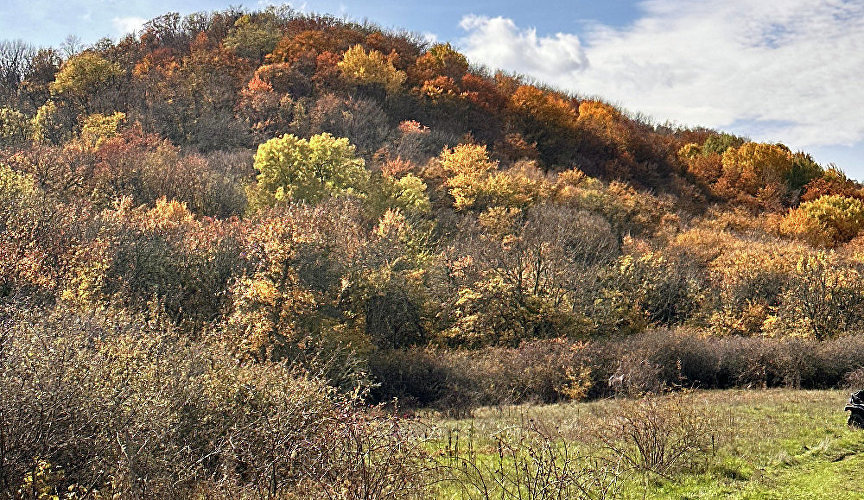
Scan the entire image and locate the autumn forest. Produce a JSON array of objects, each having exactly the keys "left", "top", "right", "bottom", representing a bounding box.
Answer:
[{"left": 2, "top": 6, "right": 864, "bottom": 499}]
